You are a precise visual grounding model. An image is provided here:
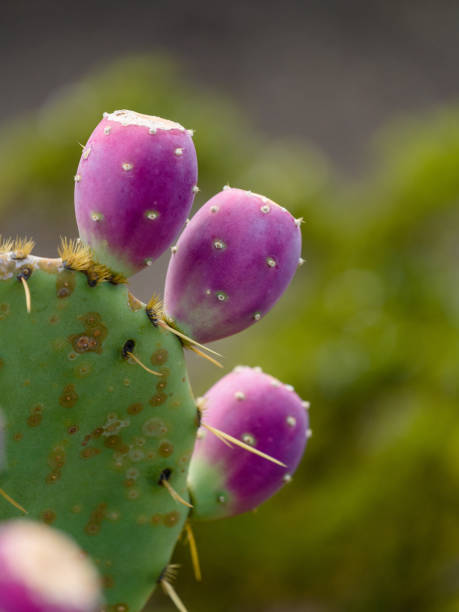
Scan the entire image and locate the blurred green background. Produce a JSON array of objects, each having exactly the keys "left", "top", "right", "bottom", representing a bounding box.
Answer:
[{"left": 1, "top": 55, "right": 458, "bottom": 612}]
